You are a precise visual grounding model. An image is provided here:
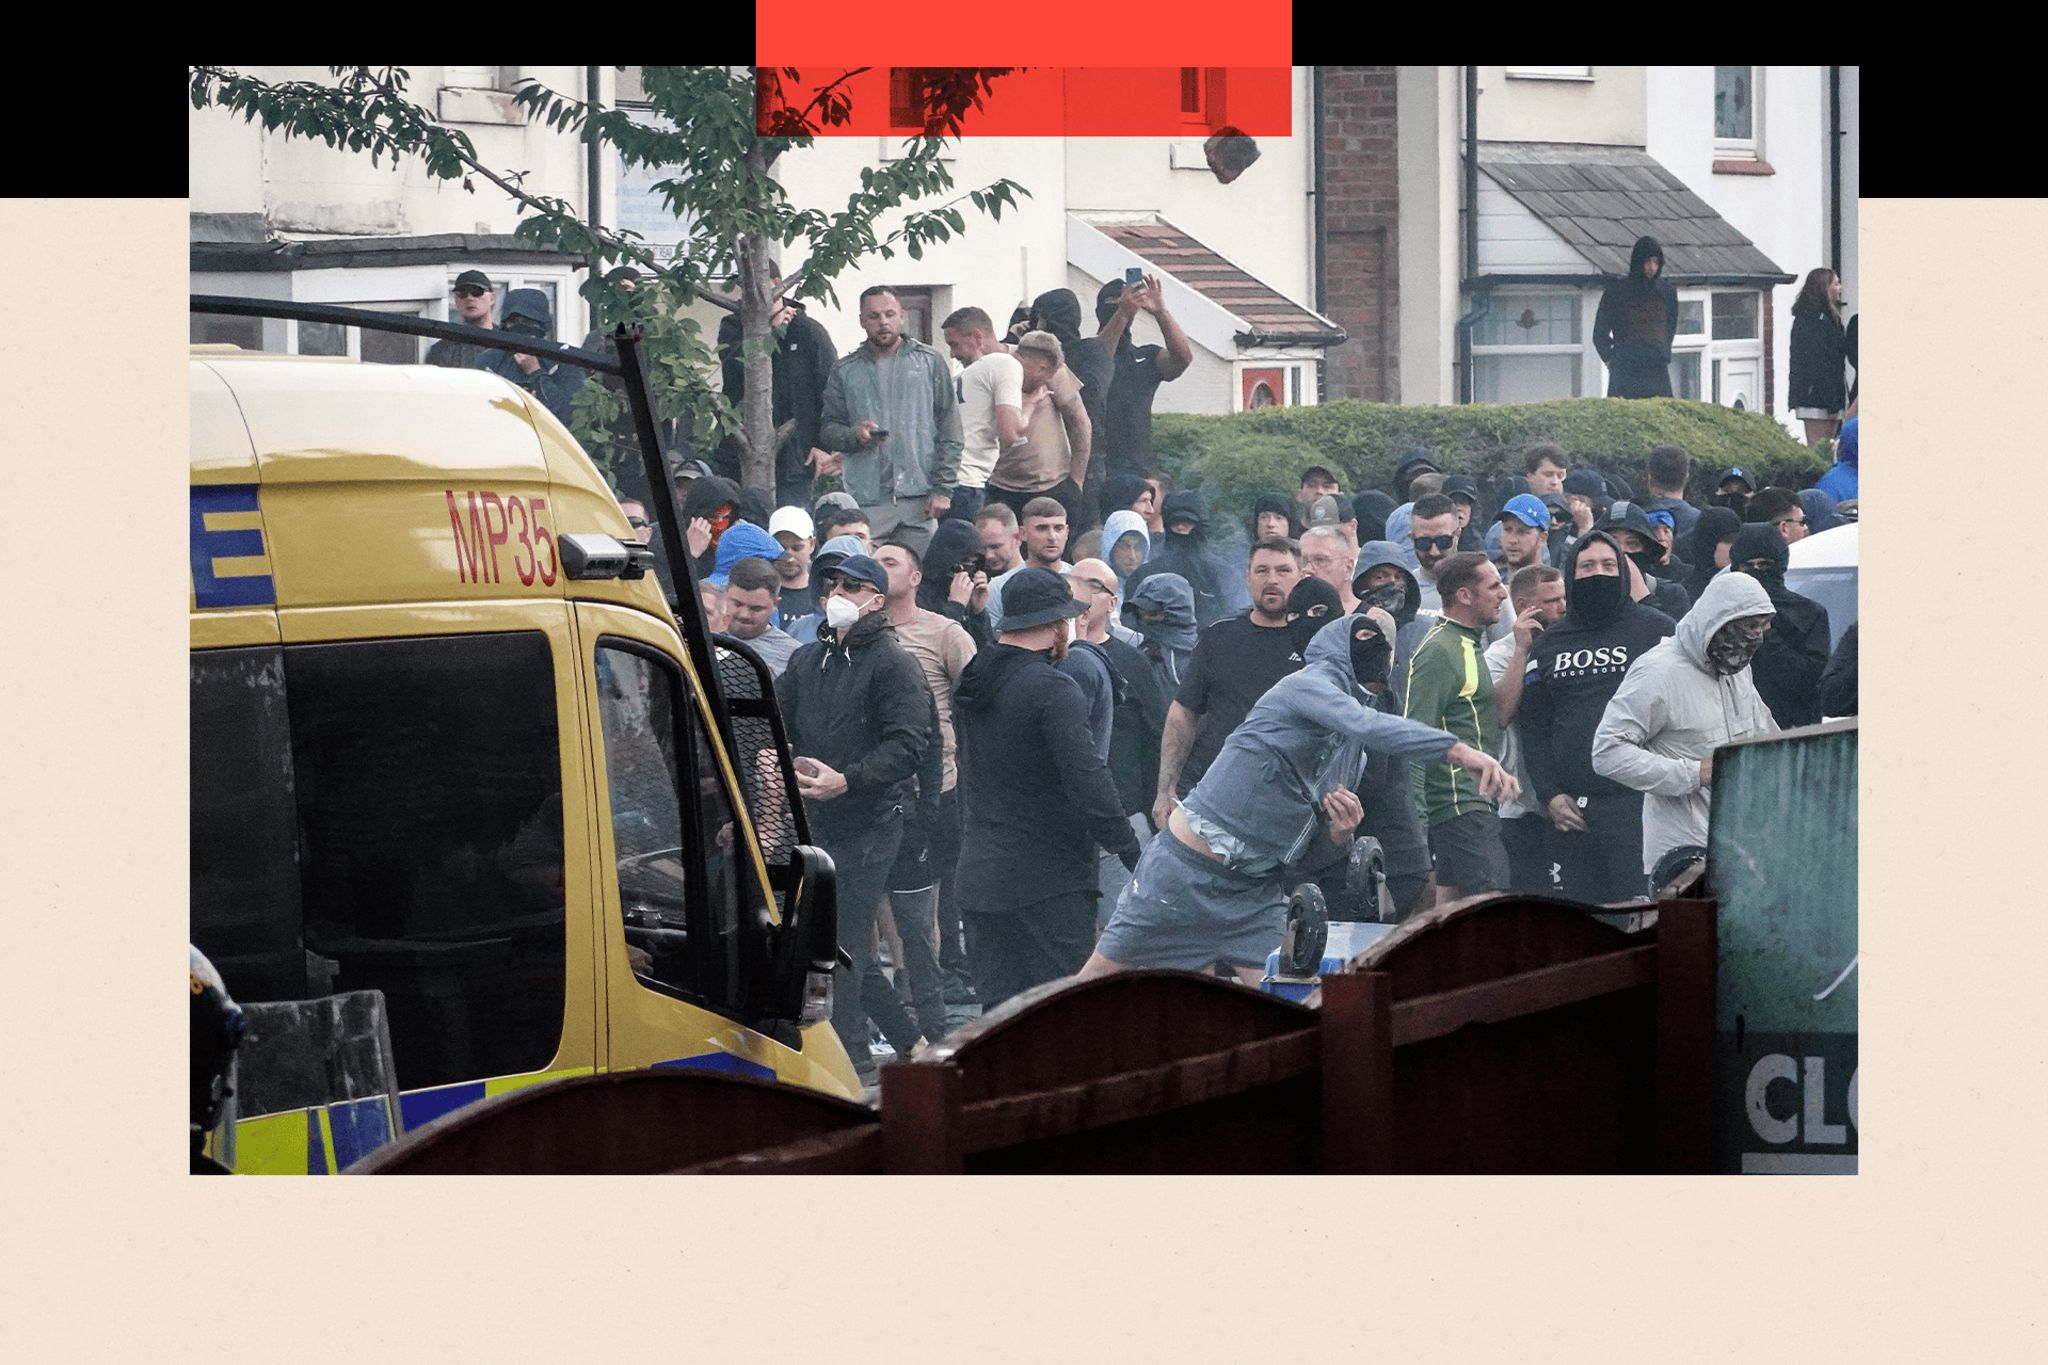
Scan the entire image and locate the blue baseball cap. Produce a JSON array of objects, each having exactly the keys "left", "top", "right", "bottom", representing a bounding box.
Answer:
[
  {"left": 1645, "top": 508, "right": 1676, "bottom": 531},
  {"left": 1496, "top": 493, "right": 1552, "bottom": 531}
]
